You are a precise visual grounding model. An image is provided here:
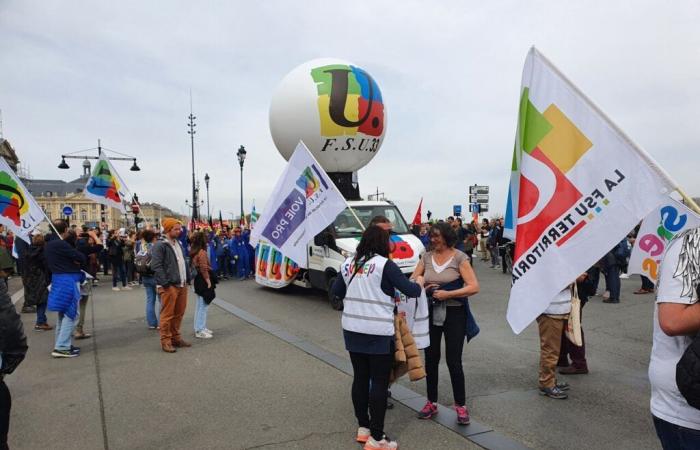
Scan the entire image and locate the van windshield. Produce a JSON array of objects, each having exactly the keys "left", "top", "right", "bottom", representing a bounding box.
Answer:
[{"left": 332, "top": 205, "right": 410, "bottom": 238}]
